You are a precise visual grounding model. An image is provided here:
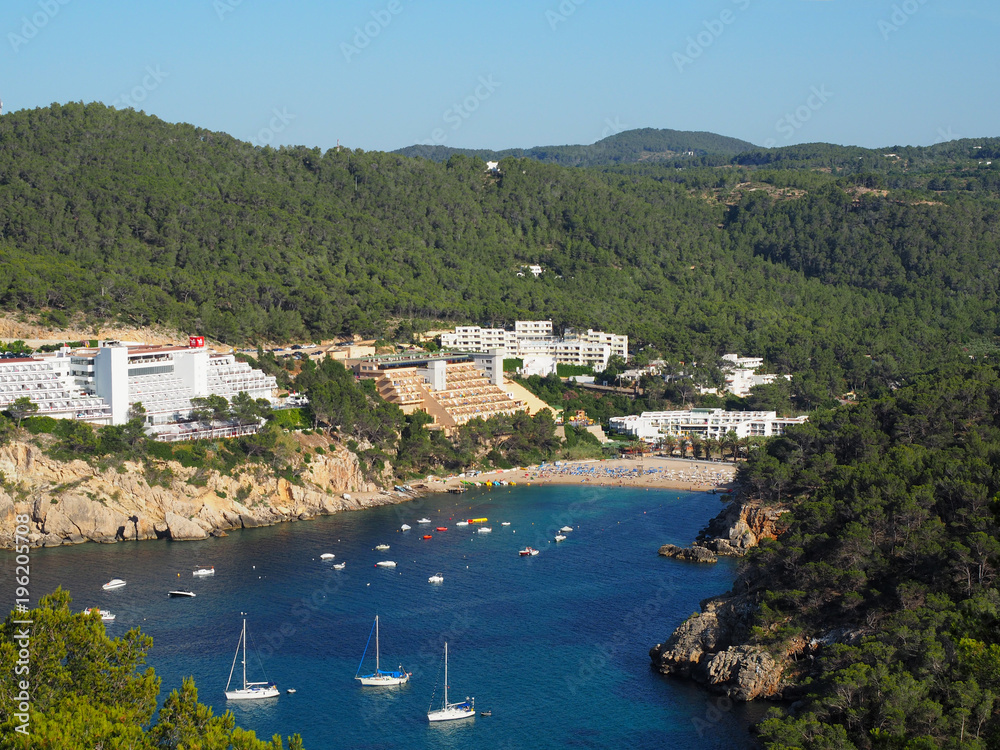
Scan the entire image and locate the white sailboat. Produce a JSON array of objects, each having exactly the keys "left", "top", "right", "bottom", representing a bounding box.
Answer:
[
  {"left": 356, "top": 615, "right": 410, "bottom": 686},
  {"left": 225, "top": 616, "right": 279, "bottom": 700},
  {"left": 427, "top": 642, "right": 474, "bottom": 722}
]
